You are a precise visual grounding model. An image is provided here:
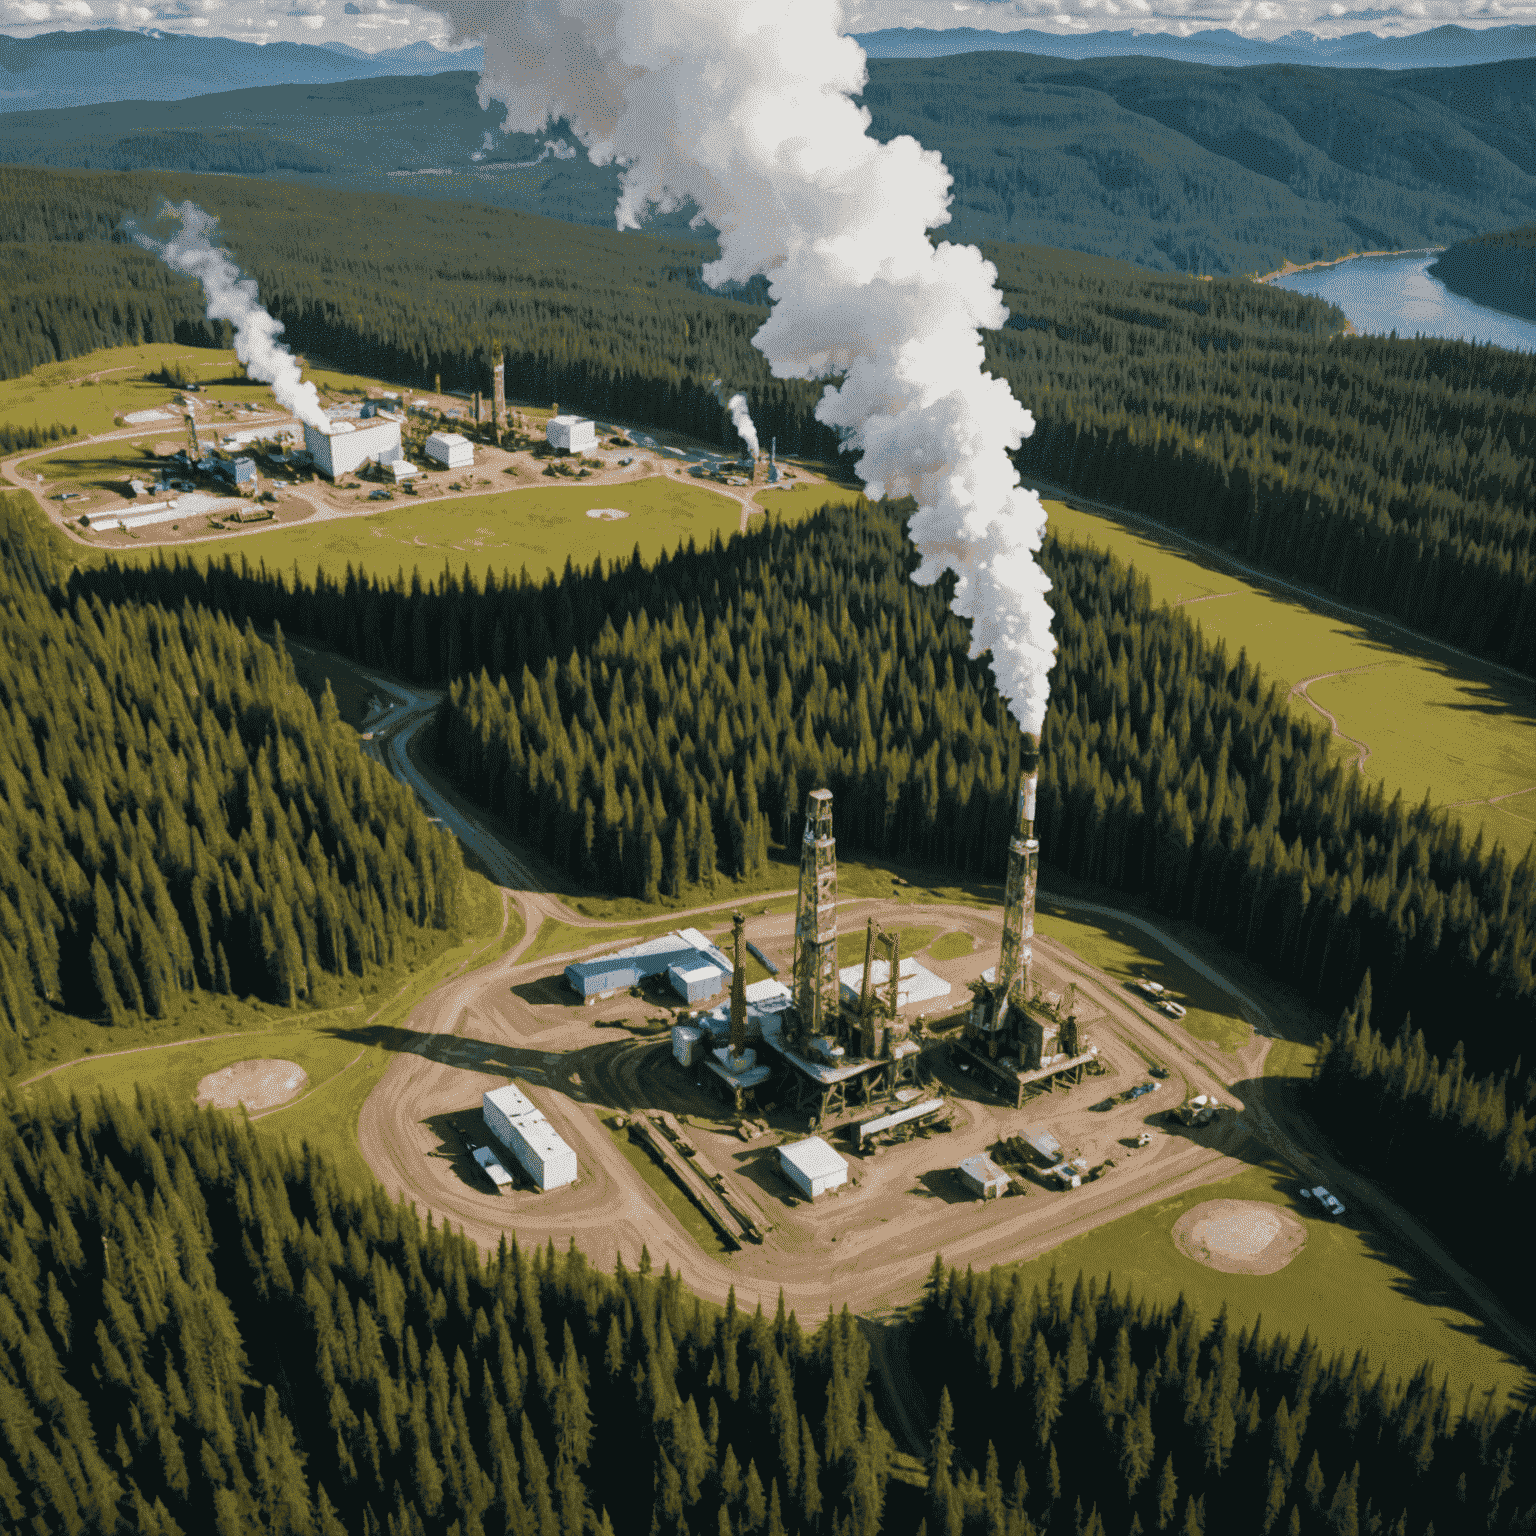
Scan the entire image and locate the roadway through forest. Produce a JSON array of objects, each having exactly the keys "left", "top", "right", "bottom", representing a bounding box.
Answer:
[{"left": 339, "top": 650, "right": 1536, "bottom": 1435}]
